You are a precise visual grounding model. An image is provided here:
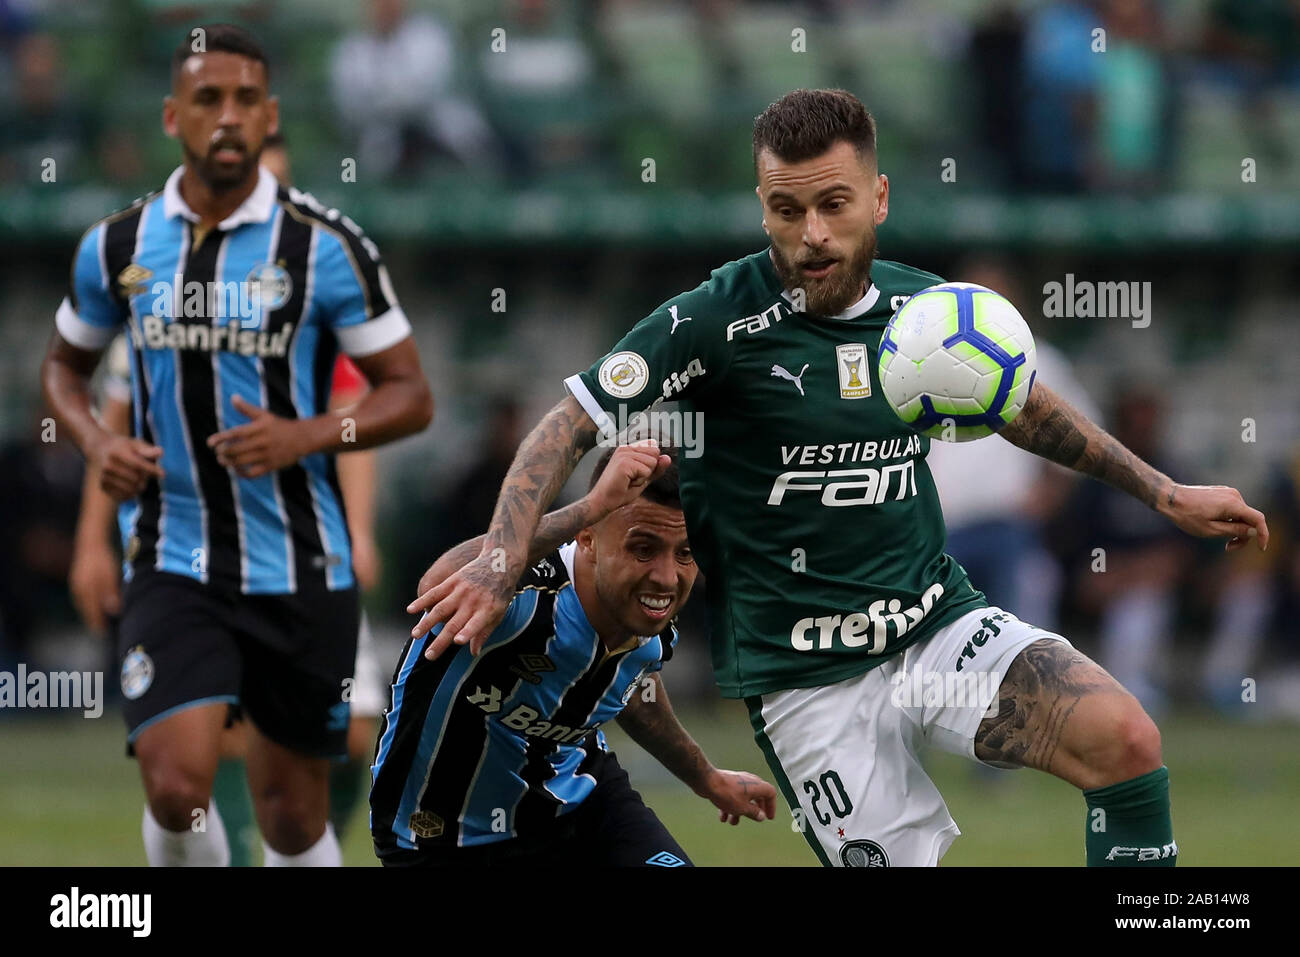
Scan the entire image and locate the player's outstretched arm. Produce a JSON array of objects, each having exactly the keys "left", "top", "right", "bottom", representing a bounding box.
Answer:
[
  {"left": 414, "top": 394, "right": 601, "bottom": 659},
  {"left": 617, "top": 674, "right": 777, "bottom": 826},
  {"left": 999, "top": 382, "right": 1269, "bottom": 552},
  {"left": 410, "top": 439, "right": 668, "bottom": 639}
]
